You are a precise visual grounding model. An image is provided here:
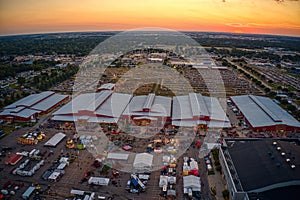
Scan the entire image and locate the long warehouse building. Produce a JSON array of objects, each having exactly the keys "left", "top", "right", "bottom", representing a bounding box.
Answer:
[
  {"left": 0, "top": 91, "right": 68, "bottom": 122},
  {"left": 172, "top": 93, "right": 231, "bottom": 128},
  {"left": 52, "top": 90, "right": 132, "bottom": 123},
  {"left": 230, "top": 95, "right": 300, "bottom": 132},
  {"left": 52, "top": 92, "right": 230, "bottom": 129}
]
